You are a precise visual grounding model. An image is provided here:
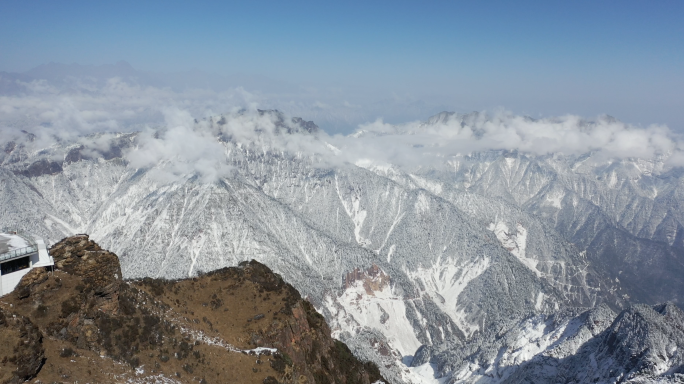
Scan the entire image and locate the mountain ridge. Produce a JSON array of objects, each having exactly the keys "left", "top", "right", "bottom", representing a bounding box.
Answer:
[
  {"left": 2, "top": 110, "right": 684, "bottom": 383},
  {"left": 0, "top": 234, "right": 385, "bottom": 384}
]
